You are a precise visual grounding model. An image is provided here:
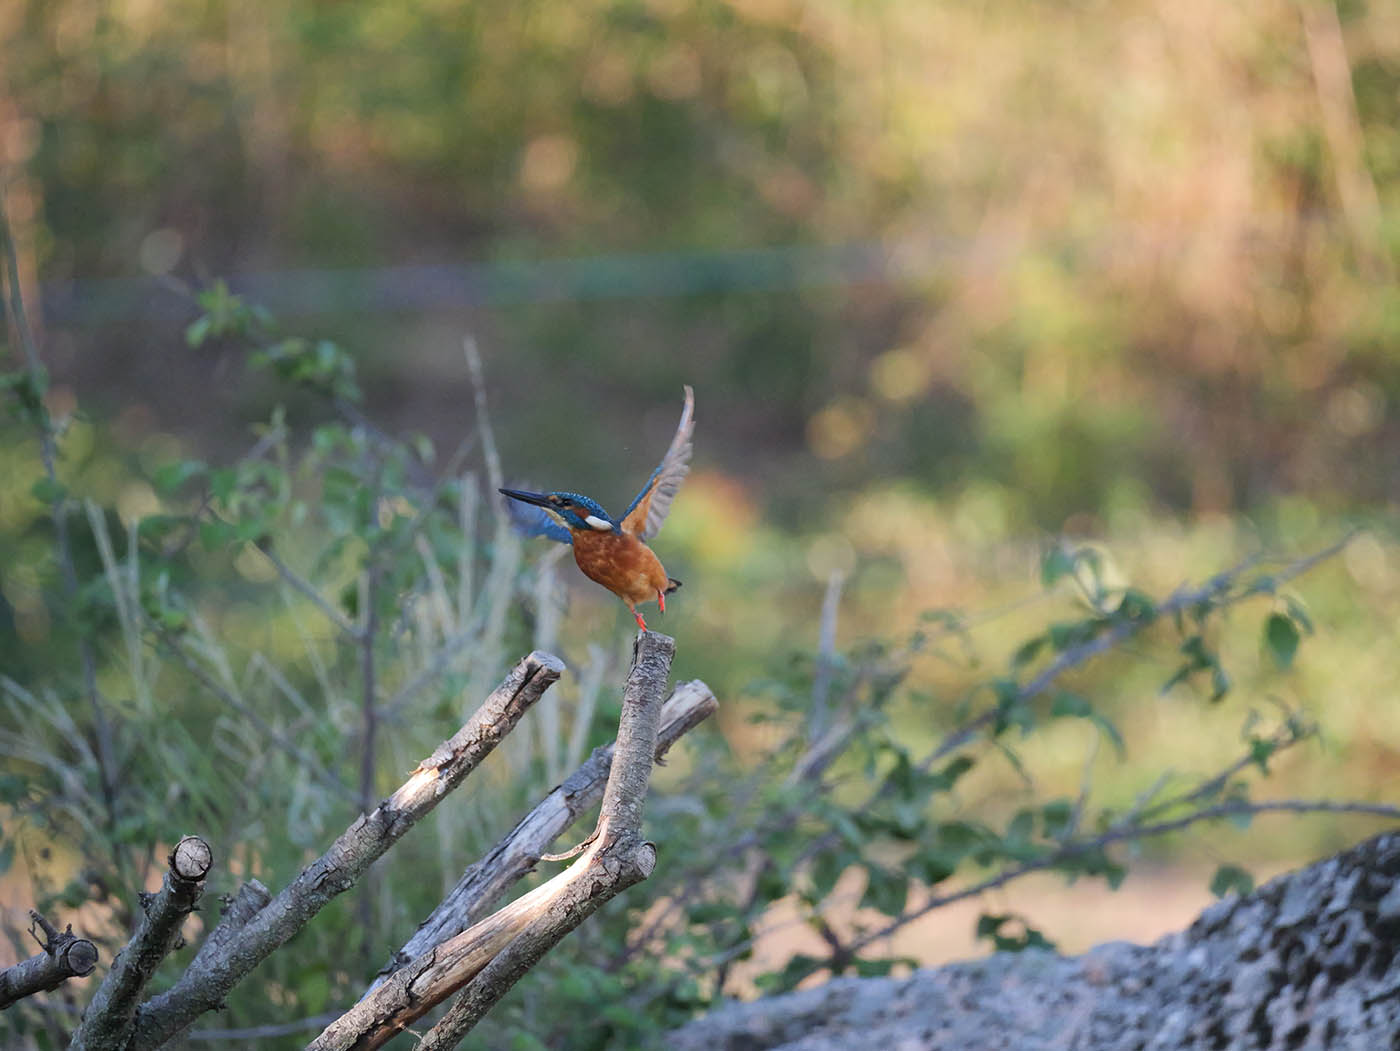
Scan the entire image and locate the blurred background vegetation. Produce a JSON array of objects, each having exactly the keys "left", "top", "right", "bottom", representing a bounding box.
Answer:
[{"left": 1, "top": 0, "right": 1399, "bottom": 1045}]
